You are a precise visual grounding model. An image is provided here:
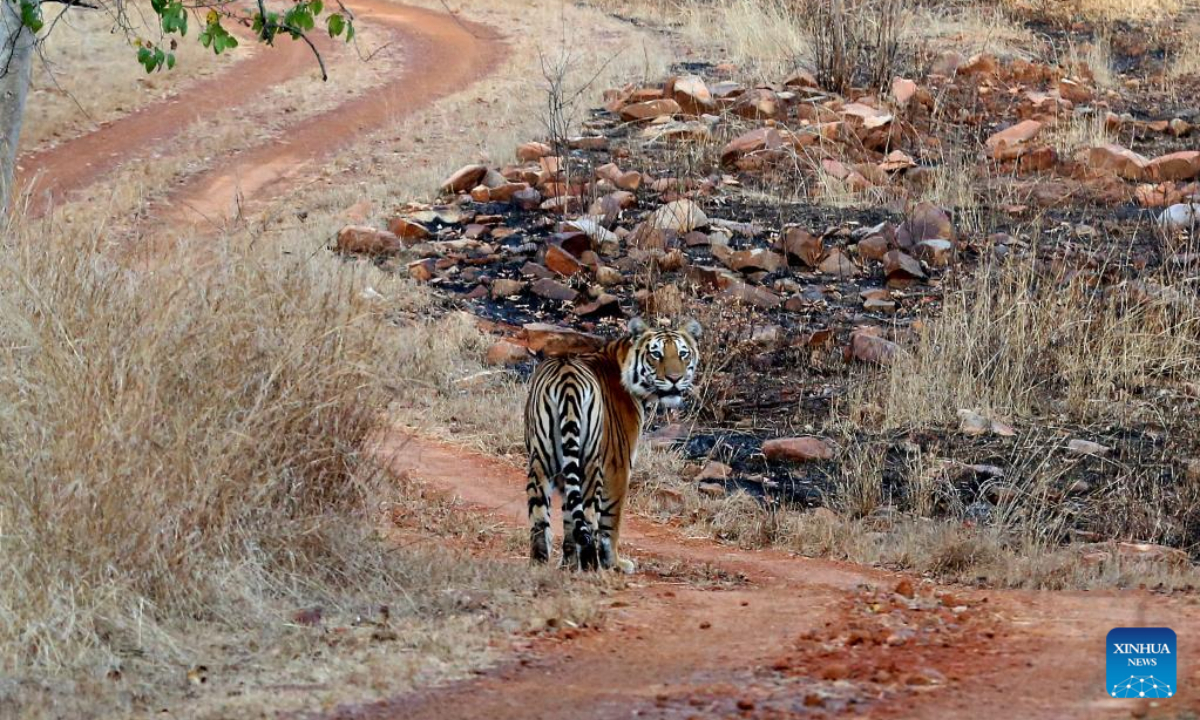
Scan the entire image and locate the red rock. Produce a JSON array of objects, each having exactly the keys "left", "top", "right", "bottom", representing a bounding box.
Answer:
[
  {"left": 407, "top": 259, "right": 436, "bottom": 282},
  {"left": 568, "top": 136, "right": 608, "bottom": 150},
  {"left": 516, "top": 141, "right": 553, "bottom": 162},
  {"left": 651, "top": 199, "right": 708, "bottom": 232},
  {"left": 619, "top": 98, "right": 681, "bottom": 121},
  {"left": 512, "top": 187, "right": 542, "bottom": 210},
  {"left": 716, "top": 246, "right": 784, "bottom": 273},
  {"left": 530, "top": 278, "right": 579, "bottom": 302},
  {"left": 469, "top": 185, "right": 490, "bottom": 203},
  {"left": 716, "top": 281, "right": 781, "bottom": 309},
  {"left": 891, "top": 77, "right": 918, "bottom": 107},
  {"left": 486, "top": 340, "right": 531, "bottom": 366},
  {"left": 697, "top": 460, "right": 733, "bottom": 481},
  {"left": 884, "top": 250, "right": 926, "bottom": 281},
  {"left": 1057, "top": 78, "right": 1092, "bottom": 102},
  {"left": 730, "top": 89, "right": 780, "bottom": 119},
  {"left": 720, "top": 127, "right": 783, "bottom": 166},
  {"left": 879, "top": 150, "right": 915, "bottom": 172},
  {"left": 574, "top": 293, "right": 621, "bottom": 317},
  {"left": 1018, "top": 145, "right": 1058, "bottom": 172},
  {"left": 894, "top": 578, "right": 915, "bottom": 597},
  {"left": 671, "top": 74, "right": 714, "bottom": 114},
  {"left": 783, "top": 68, "right": 817, "bottom": 88},
  {"left": 849, "top": 330, "right": 901, "bottom": 365},
  {"left": 335, "top": 225, "right": 401, "bottom": 255},
  {"left": 540, "top": 196, "right": 581, "bottom": 214},
  {"left": 959, "top": 53, "right": 998, "bottom": 76},
  {"left": 1079, "top": 144, "right": 1150, "bottom": 180},
  {"left": 1147, "top": 151, "right": 1200, "bottom": 182},
  {"left": 985, "top": 119, "right": 1043, "bottom": 160},
  {"left": 490, "top": 278, "right": 526, "bottom": 298},
  {"left": 781, "top": 227, "right": 823, "bottom": 267},
  {"left": 522, "top": 323, "right": 604, "bottom": 356},
  {"left": 441, "top": 164, "right": 488, "bottom": 194},
  {"left": 763, "top": 436, "right": 833, "bottom": 462},
  {"left": 857, "top": 235, "right": 889, "bottom": 261},
  {"left": 545, "top": 244, "right": 584, "bottom": 277},
  {"left": 817, "top": 248, "right": 858, "bottom": 276},
  {"left": 915, "top": 239, "right": 954, "bottom": 266},
  {"left": 897, "top": 202, "right": 954, "bottom": 248}
]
